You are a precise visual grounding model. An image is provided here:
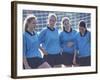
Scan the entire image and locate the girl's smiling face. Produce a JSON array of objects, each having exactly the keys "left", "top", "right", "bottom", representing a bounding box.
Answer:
[
  {"left": 79, "top": 26, "right": 86, "bottom": 34},
  {"left": 27, "top": 18, "right": 37, "bottom": 31},
  {"left": 49, "top": 16, "right": 56, "bottom": 27},
  {"left": 63, "top": 19, "right": 70, "bottom": 30}
]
